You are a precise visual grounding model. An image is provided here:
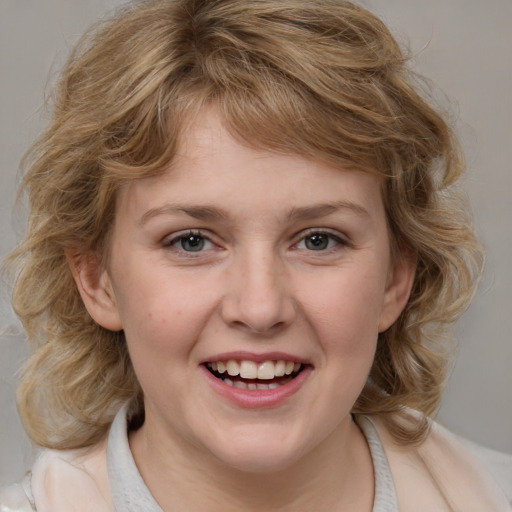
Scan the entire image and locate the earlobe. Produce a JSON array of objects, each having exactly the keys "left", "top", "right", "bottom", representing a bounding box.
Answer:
[
  {"left": 66, "top": 250, "right": 123, "bottom": 331},
  {"left": 378, "top": 254, "right": 416, "bottom": 333}
]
